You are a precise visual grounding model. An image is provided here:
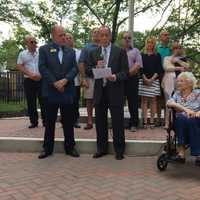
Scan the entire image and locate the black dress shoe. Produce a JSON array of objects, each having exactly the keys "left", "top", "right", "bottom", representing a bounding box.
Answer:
[
  {"left": 93, "top": 152, "right": 107, "bottom": 158},
  {"left": 115, "top": 154, "right": 124, "bottom": 160},
  {"left": 74, "top": 122, "right": 81, "bottom": 128},
  {"left": 66, "top": 148, "right": 80, "bottom": 157},
  {"left": 38, "top": 152, "right": 51, "bottom": 159},
  {"left": 28, "top": 124, "right": 38, "bottom": 129}
]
